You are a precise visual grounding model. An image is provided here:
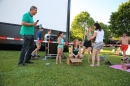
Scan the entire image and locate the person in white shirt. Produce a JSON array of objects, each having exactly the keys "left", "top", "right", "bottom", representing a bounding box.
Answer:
[
  {"left": 44, "top": 30, "right": 51, "bottom": 41},
  {"left": 88, "top": 23, "right": 104, "bottom": 66}
]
